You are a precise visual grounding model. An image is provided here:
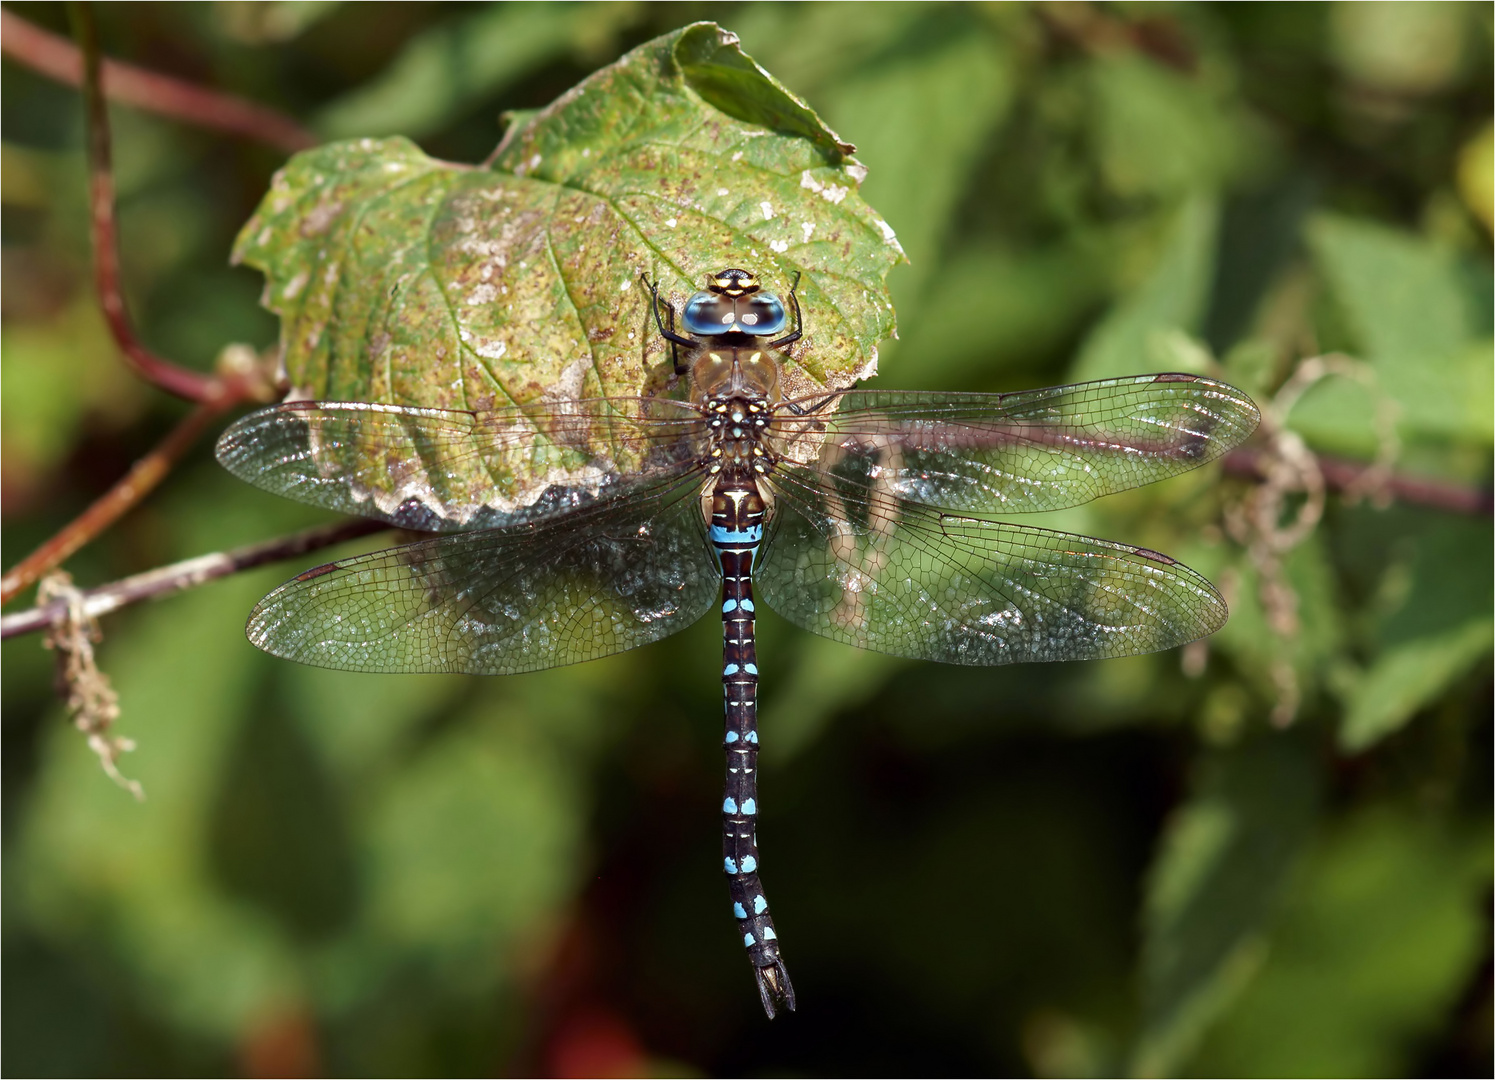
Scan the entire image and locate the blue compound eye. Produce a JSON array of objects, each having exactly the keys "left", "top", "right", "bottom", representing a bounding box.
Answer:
[
  {"left": 737, "top": 293, "right": 786, "bottom": 336},
  {"left": 684, "top": 292, "right": 736, "bottom": 335}
]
